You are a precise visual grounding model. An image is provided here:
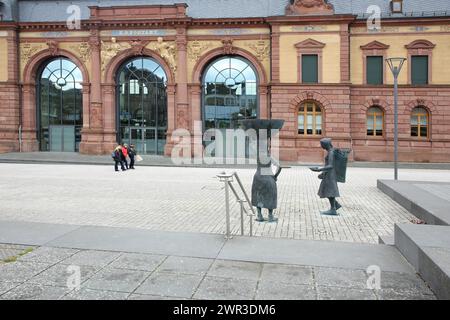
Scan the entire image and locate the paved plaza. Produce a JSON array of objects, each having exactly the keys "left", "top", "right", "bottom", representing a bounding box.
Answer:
[{"left": 1, "top": 163, "right": 449, "bottom": 243}]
